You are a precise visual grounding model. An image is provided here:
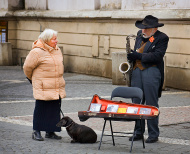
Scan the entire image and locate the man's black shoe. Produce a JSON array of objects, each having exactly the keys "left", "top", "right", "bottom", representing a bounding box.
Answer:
[
  {"left": 45, "top": 132, "right": 62, "bottom": 140},
  {"left": 32, "top": 130, "right": 44, "bottom": 141},
  {"left": 145, "top": 137, "right": 158, "bottom": 143},
  {"left": 129, "top": 134, "right": 143, "bottom": 141}
]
